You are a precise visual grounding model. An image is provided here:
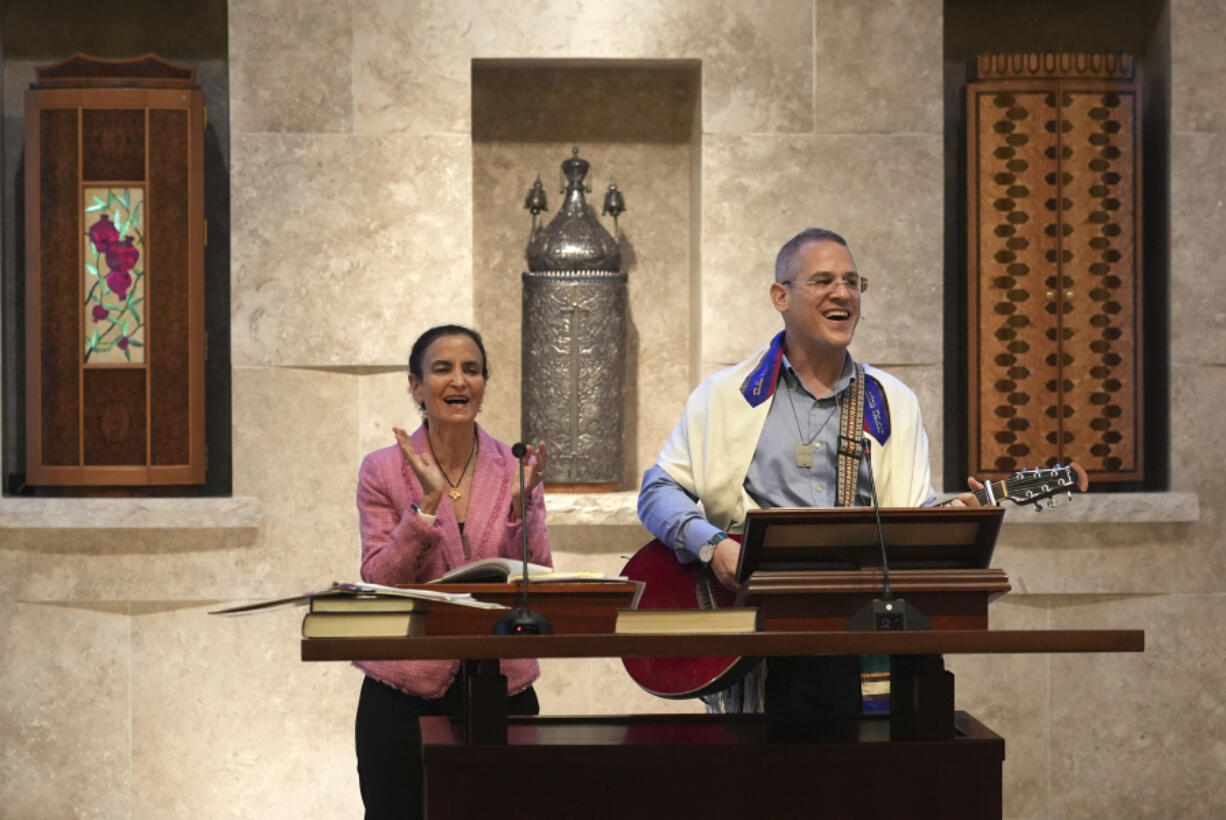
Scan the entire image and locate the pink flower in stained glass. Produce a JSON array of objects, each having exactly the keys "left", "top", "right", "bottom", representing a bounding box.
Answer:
[
  {"left": 91, "top": 305, "right": 109, "bottom": 323},
  {"left": 117, "top": 336, "right": 129, "bottom": 351},
  {"left": 106, "top": 269, "right": 133, "bottom": 300},
  {"left": 105, "top": 236, "right": 139, "bottom": 273},
  {"left": 88, "top": 215, "right": 119, "bottom": 254}
]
